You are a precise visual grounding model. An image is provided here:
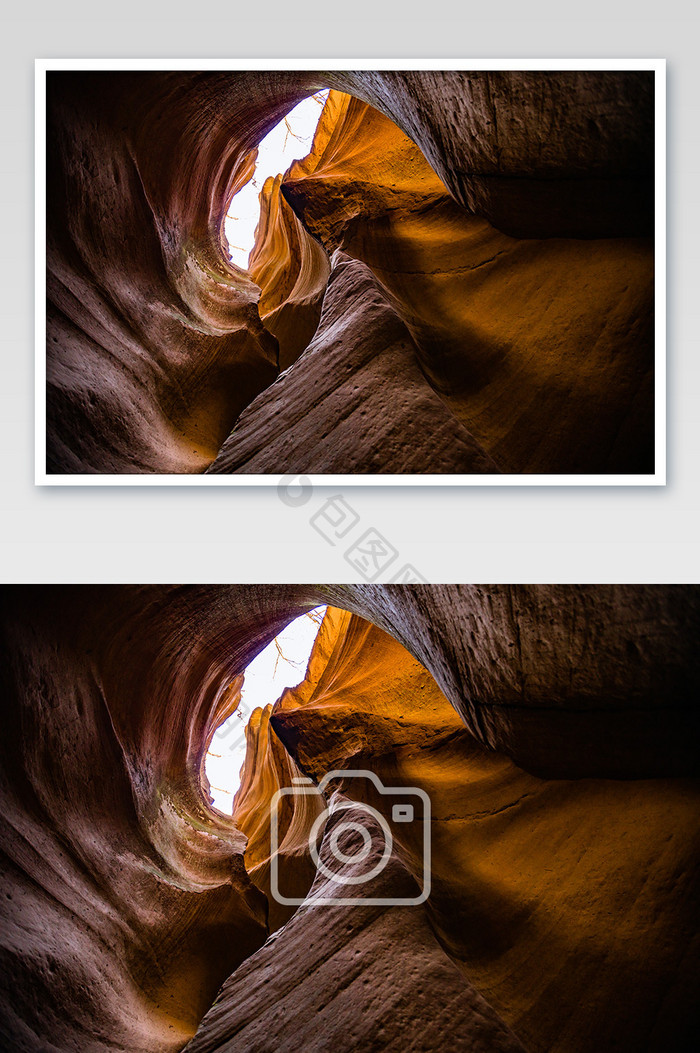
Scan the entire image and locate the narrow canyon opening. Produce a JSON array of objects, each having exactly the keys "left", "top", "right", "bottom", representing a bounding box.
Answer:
[
  {"left": 202, "top": 602, "right": 460, "bottom": 956},
  {"left": 224, "top": 90, "right": 329, "bottom": 271},
  {"left": 204, "top": 605, "right": 326, "bottom": 811}
]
